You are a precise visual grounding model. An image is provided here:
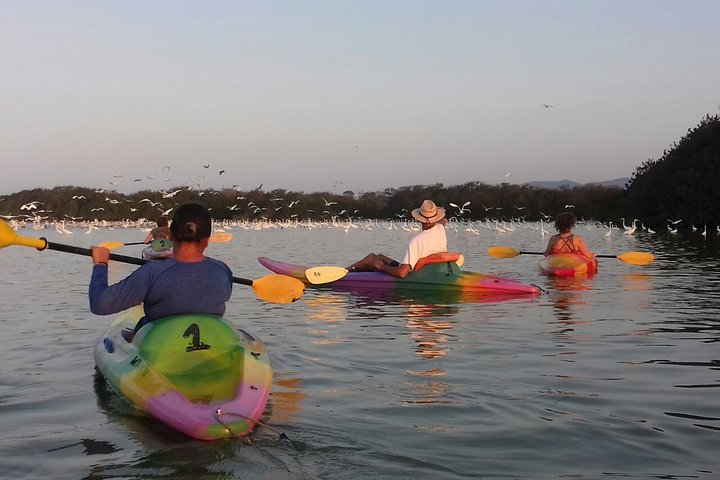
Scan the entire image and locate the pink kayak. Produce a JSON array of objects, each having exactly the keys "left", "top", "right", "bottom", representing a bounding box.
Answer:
[{"left": 258, "top": 254, "right": 541, "bottom": 295}]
